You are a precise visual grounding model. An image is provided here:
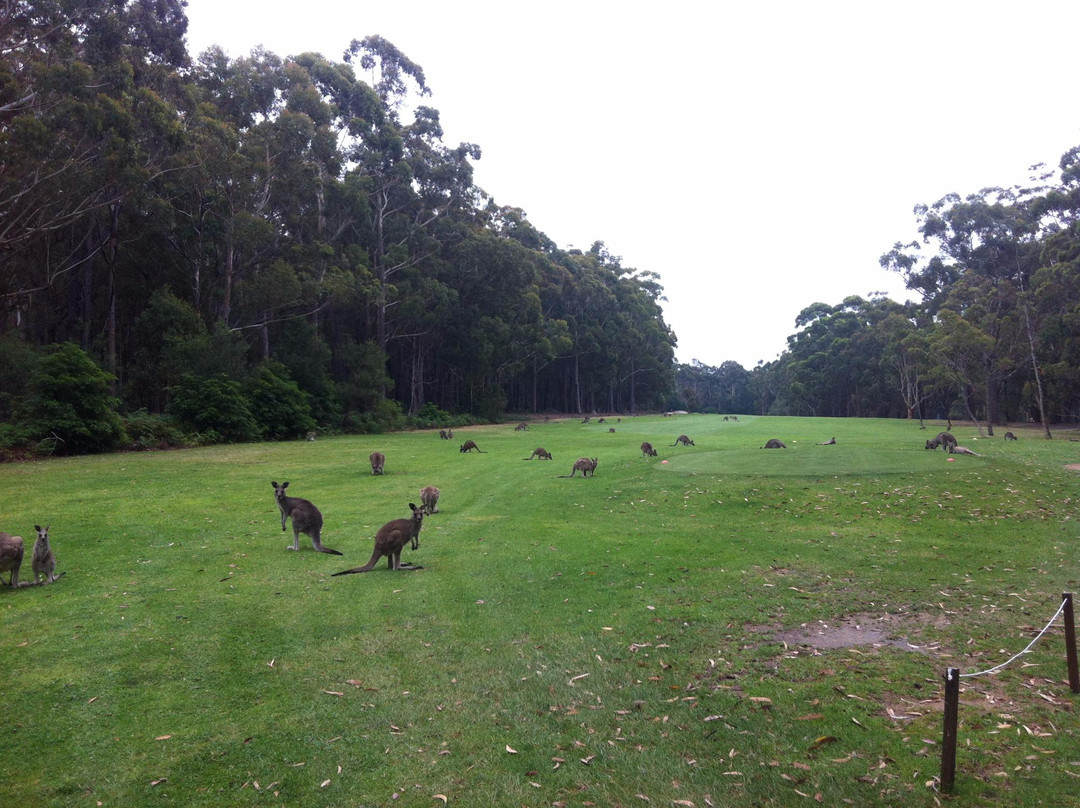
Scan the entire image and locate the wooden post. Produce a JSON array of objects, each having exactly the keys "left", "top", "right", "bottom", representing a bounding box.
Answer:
[
  {"left": 1064, "top": 593, "right": 1079, "bottom": 694},
  {"left": 941, "top": 667, "right": 960, "bottom": 793}
]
